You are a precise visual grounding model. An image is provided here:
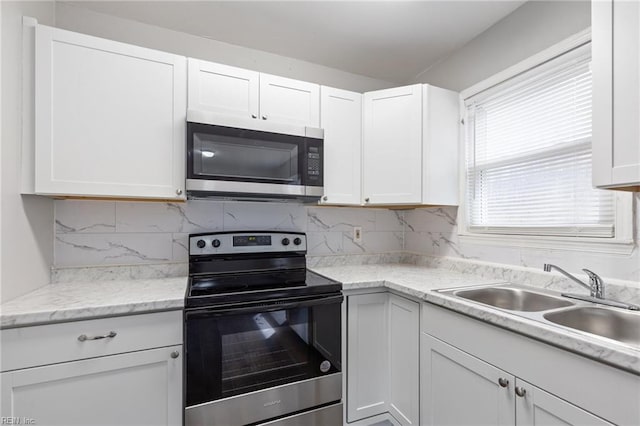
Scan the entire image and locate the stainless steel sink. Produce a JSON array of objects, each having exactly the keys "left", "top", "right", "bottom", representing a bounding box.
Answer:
[
  {"left": 544, "top": 306, "right": 640, "bottom": 347},
  {"left": 453, "top": 287, "right": 575, "bottom": 312}
]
